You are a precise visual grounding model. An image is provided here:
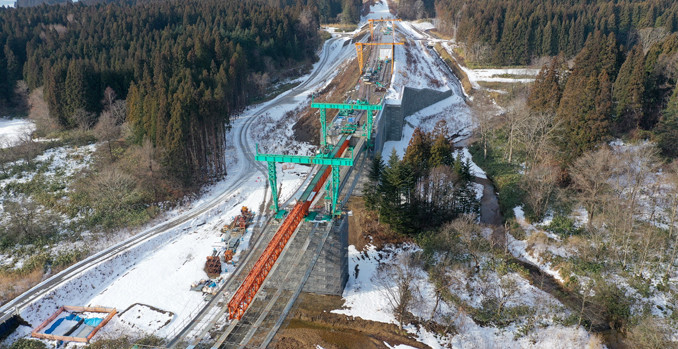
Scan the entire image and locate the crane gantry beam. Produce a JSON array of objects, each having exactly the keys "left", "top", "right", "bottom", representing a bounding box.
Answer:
[
  {"left": 368, "top": 18, "right": 402, "bottom": 41},
  {"left": 355, "top": 42, "right": 404, "bottom": 75}
]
